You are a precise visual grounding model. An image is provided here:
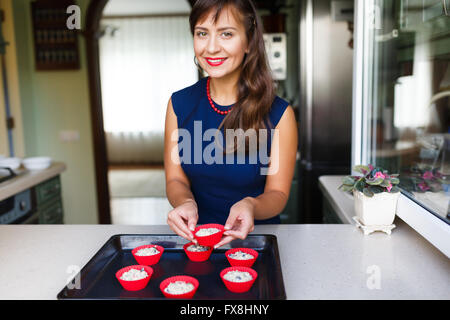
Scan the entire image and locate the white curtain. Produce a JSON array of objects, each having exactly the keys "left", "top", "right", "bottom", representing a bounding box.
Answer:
[{"left": 99, "top": 16, "right": 198, "bottom": 163}]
